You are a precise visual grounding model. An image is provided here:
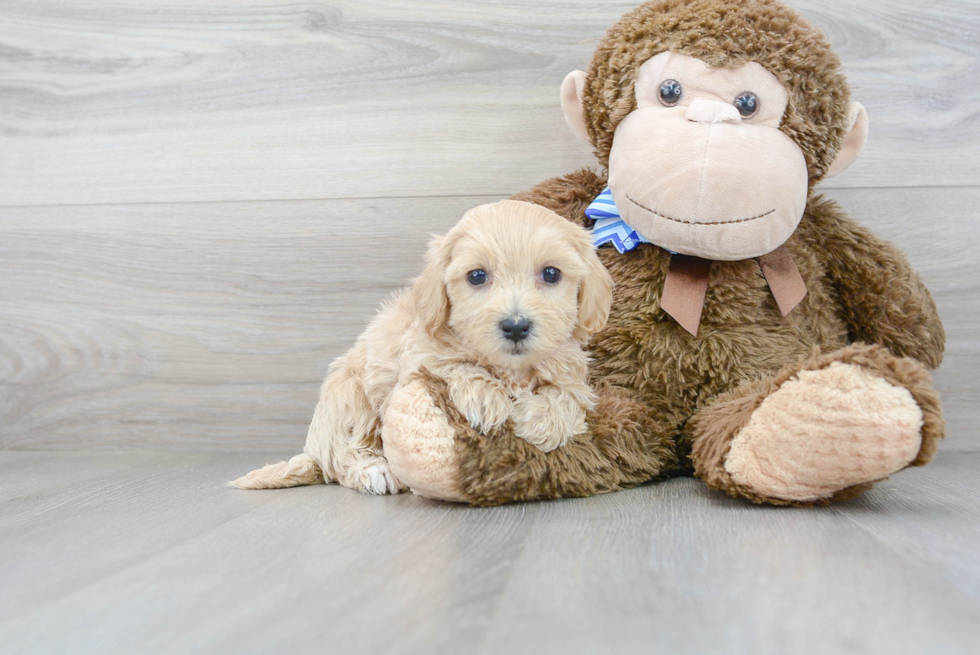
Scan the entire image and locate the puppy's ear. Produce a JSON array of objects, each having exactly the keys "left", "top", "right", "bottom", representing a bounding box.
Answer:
[
  {"left": 412, "top": 234, "right": 452, "bottom": 337},
  {"left": 576, "top": 245, "right": 614, "bottom": 339}
]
